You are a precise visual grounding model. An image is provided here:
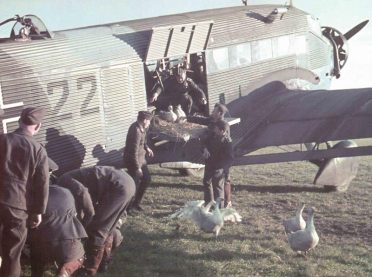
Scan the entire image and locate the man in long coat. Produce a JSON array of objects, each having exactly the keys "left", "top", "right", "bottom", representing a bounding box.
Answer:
[{"left": 0, "top": 107, "right": 49, "bottom": 277}]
